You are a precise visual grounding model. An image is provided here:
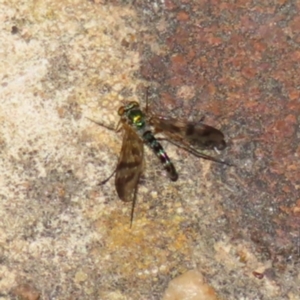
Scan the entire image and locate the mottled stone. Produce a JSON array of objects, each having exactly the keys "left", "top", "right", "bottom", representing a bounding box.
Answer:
[{"left": 1, "top": 0, "right": 300, "bottom": 299}]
